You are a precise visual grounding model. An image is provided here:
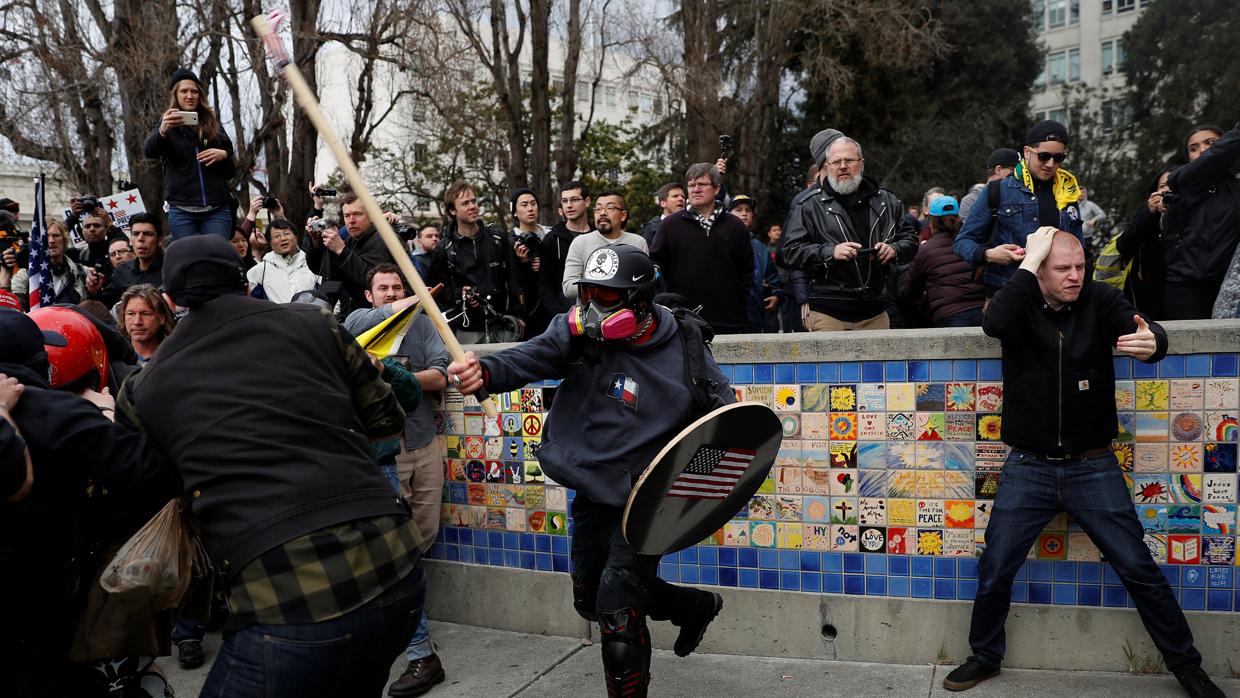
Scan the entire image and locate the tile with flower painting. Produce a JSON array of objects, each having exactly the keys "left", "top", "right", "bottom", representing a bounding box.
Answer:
[
  {"left": 976, "top": 413, "right": 1002, "bottom": 441},
  {"left": 945, "top": 382, "right": 976, "bottom": 411},
  {"left": 830, "top": 412, "right": 858, "bottom": 440},
  {"left": 944, "top": 499, "right": 975, "bottom": 528}
]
